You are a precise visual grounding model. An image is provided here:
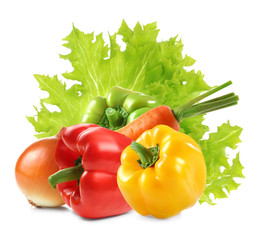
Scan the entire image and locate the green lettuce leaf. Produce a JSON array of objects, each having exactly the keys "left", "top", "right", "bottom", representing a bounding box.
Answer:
[
  {"left": 199, "top": 121, "right": 243, "bottom": 205},
  {"left": 27, "top": 20, "right": 244, "bottom": 204}
]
